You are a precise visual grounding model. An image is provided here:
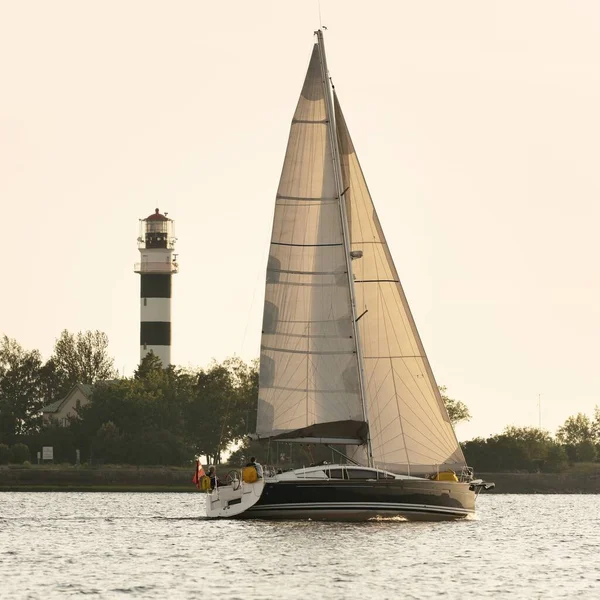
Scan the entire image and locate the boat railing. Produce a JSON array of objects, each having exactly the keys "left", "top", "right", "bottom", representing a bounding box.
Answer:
[
  {"left": 262, "top": 465, "right": 281, "bottom": 478},
  {"left": 459, "top": 466, "right": 475, "bottom": 483}
]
